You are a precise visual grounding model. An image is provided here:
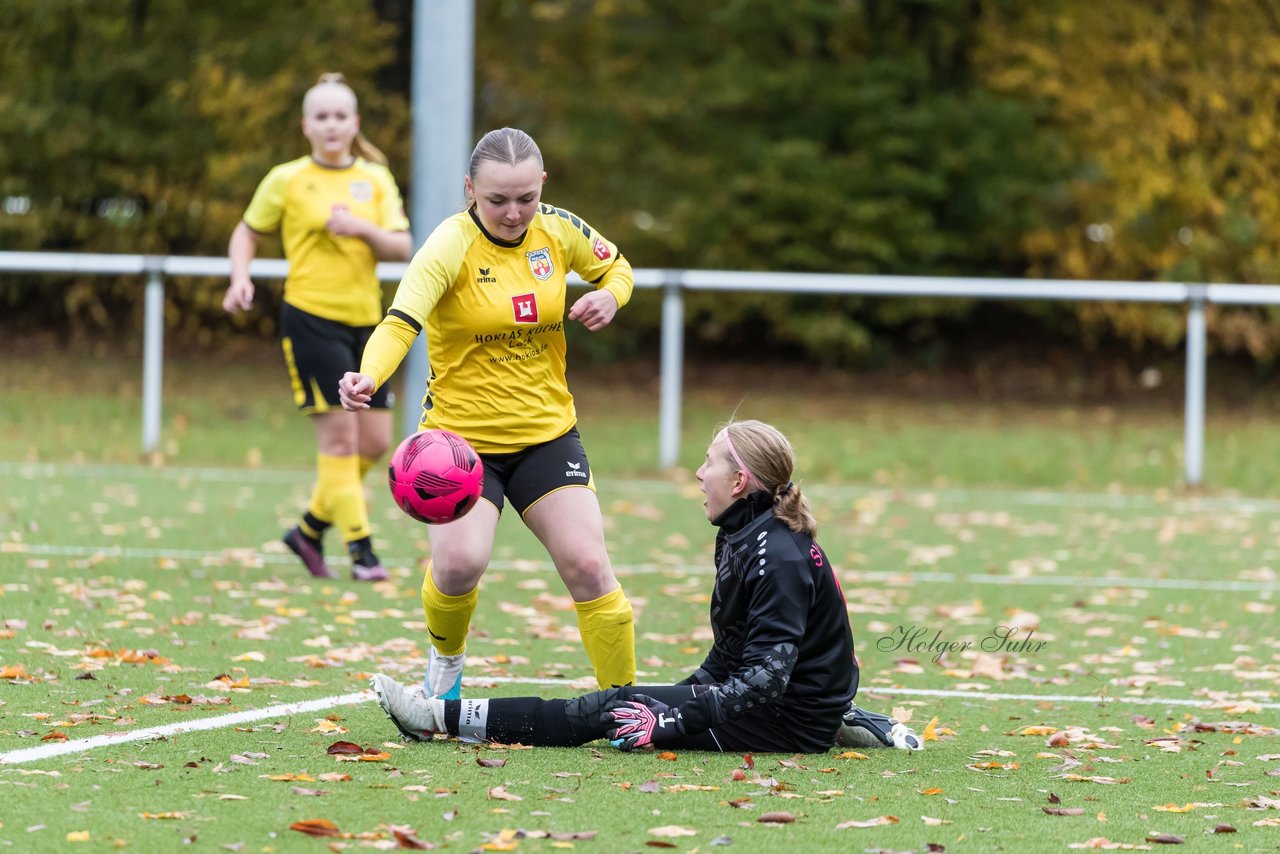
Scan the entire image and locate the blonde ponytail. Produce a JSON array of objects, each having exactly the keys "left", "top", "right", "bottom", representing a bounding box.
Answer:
[
  {"left": 773, "top": 482, "right": 817, "bottom": 539},
  {"left": 351, "top": 132, "right": 388, "bottom": 166}
]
